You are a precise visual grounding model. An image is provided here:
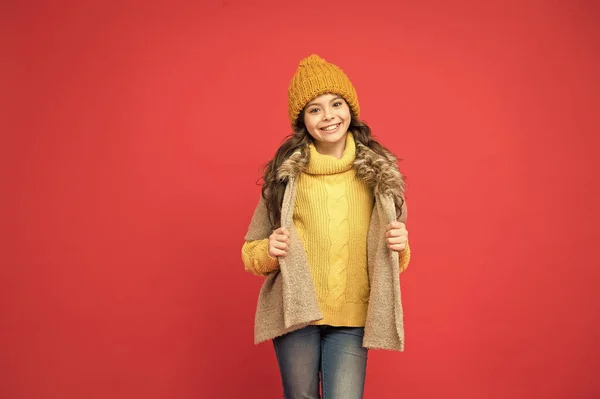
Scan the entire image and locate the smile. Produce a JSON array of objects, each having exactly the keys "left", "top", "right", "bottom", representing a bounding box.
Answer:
[{"left": 320, "top": 123, "right": 341, "bottom": 132}]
